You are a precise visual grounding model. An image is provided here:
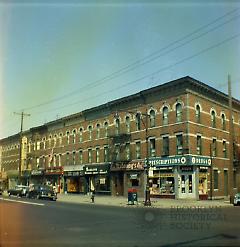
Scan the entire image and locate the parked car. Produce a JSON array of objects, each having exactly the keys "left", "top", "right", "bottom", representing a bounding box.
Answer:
[
  {"left": 28, "top": 185, "right": 57, "bottom": 201},
  {"left": 8, "top": 185, "right": 29, "bottom": 197},
  {"left": 233, "top": 192, "right": 240, "bottom": 206}
]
